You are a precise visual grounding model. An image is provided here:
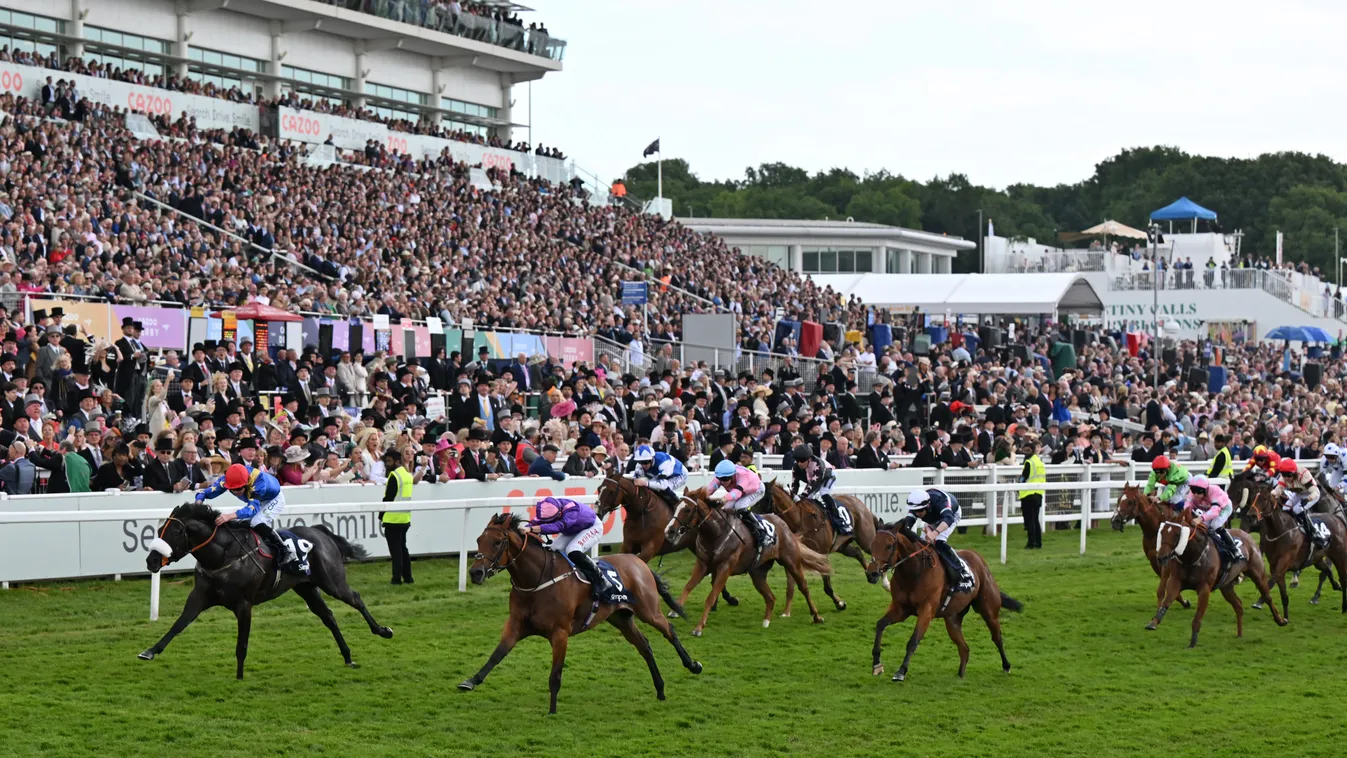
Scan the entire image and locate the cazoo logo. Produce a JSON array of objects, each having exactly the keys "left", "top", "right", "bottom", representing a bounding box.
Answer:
[
  {"left": 386, "top": 134, "right": 409, "bottom": 154},
  {"left": 282, "top": 113, "right": 323, "bottom": 137},
  {"left": 127, "top": 91, "right": 174, "bottom": 116},
  {"left": 0, "top": 69, "right": 22, "bottom": 93}
]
